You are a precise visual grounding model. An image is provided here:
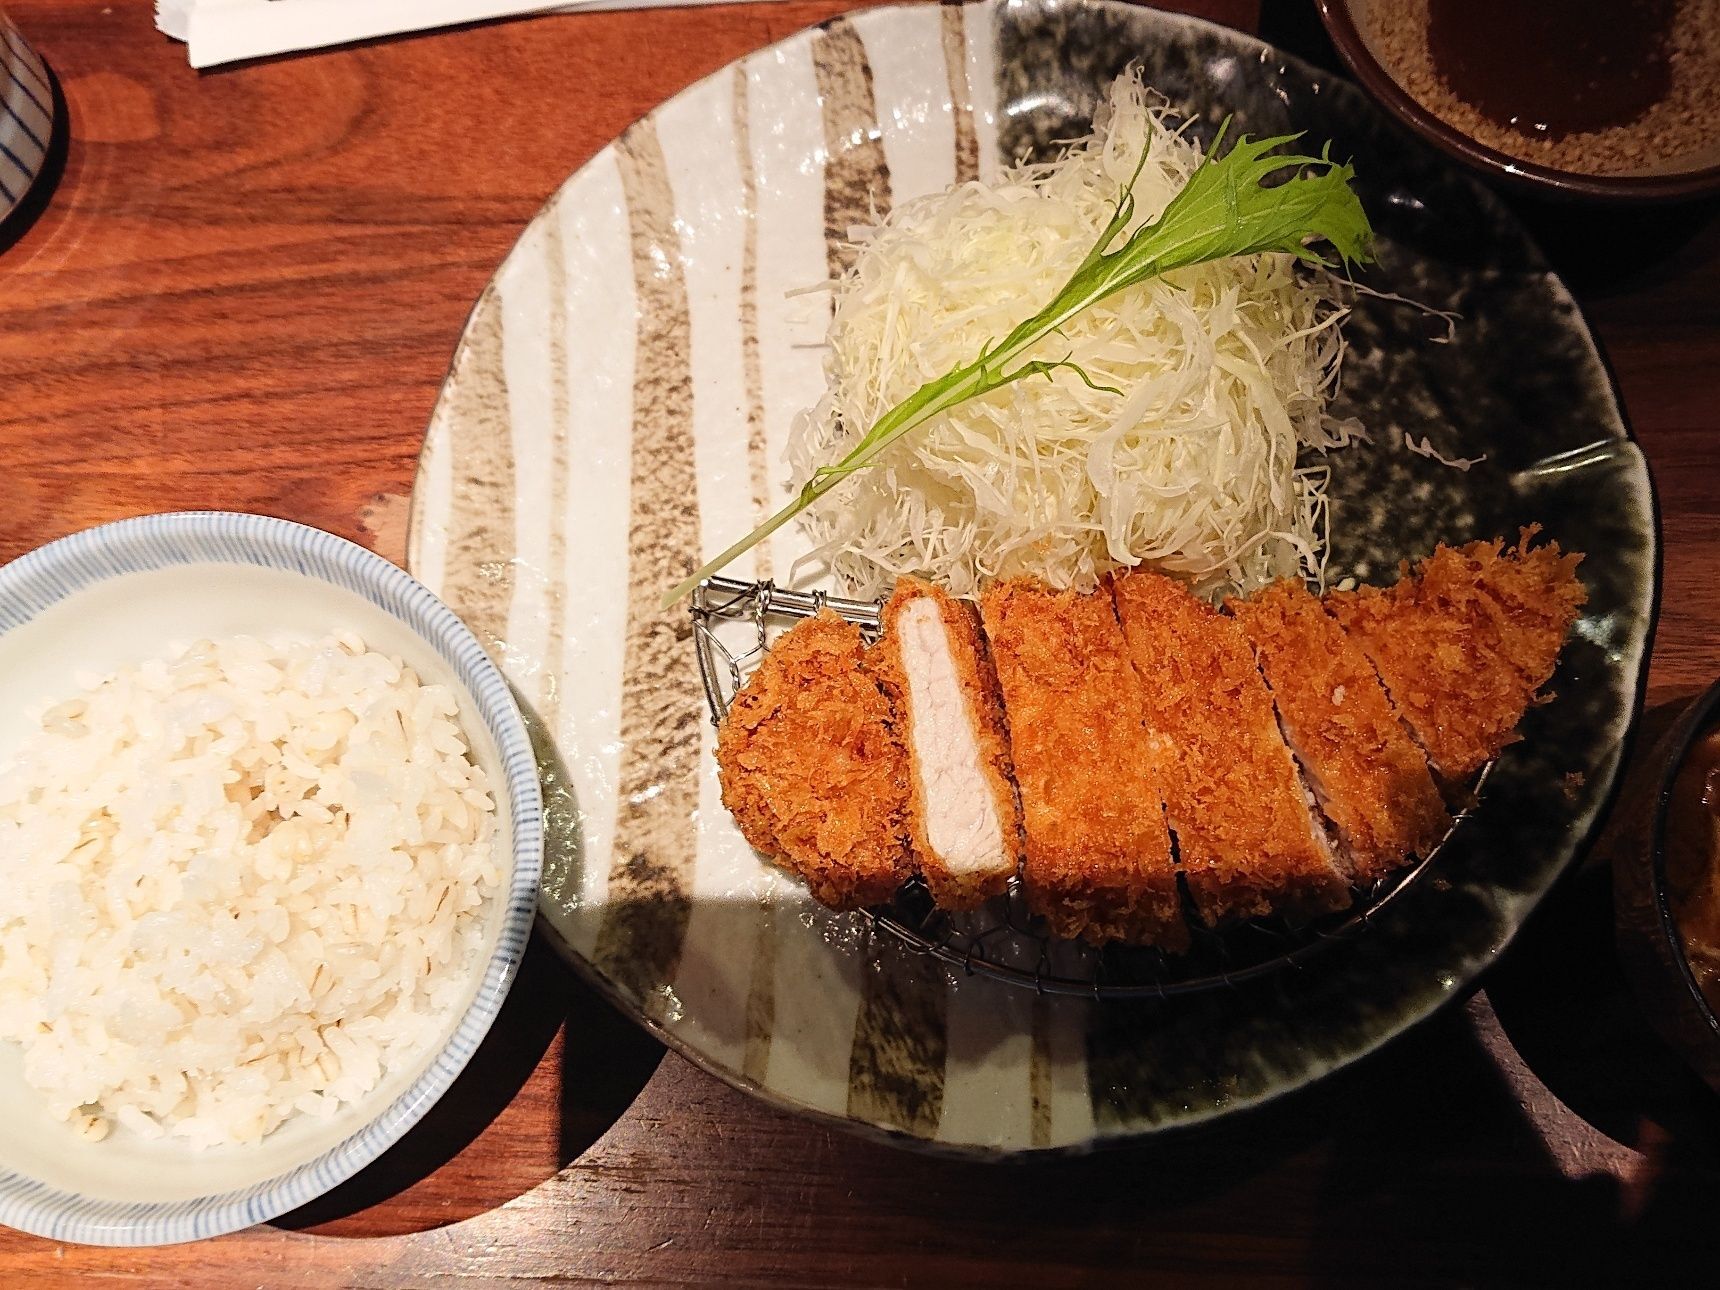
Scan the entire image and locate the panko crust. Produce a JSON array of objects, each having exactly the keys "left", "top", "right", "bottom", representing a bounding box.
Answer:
[
  {"left": 978, "top": 578, "right": 1186, "bottom": 949},
  {"left": 1231, "top": 580, "right": 1448, "bottom": 883},
  {"left": 876, "top": 578, "right": 1022, "bottom": 909},
  {"left": 715, "top": 611, "right": 910, "bottom": 909},
  {"left": 1327, "top": 528, "right": 1586, "bottom": 780},
  {"left": 1111, "top": 569, "right": 1349, "bottom": 923}
]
